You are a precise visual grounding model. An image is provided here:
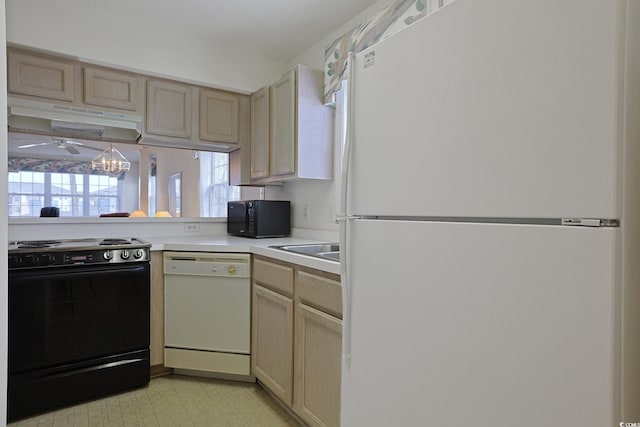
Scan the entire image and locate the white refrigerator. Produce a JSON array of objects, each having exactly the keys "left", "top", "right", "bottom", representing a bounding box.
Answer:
[{"left": 339, "top": 1, "right": 640, "bottom": 426}]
